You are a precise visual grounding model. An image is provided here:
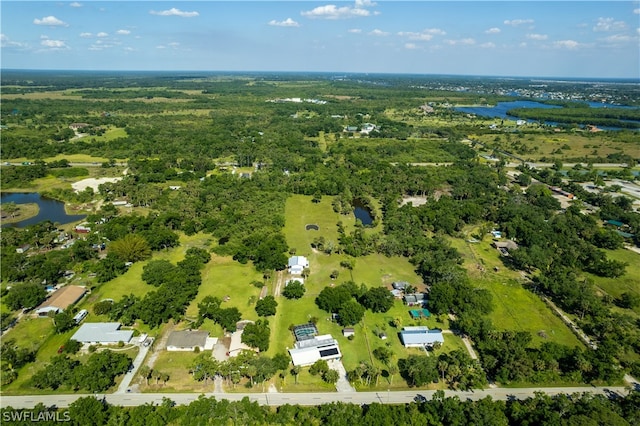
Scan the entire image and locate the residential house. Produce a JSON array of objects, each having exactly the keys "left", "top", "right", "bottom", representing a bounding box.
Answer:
[
  {"left": 166, "top": 330, "right": 216, "bottom": 352},
  {"left": 287, "top": 256, "right": 309, "bottom": 275},
  {"left": 71, "top": 322, "right": 133, "bottom": 345},
  {"left": 403, "top": 293, "right": 425, "bottom": 306},
  {"left": 289, "top": 334, "right": 342, "bottom": 366},
  {"left": 399, "top": 326, "right": 444, "bottom": 348}
]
